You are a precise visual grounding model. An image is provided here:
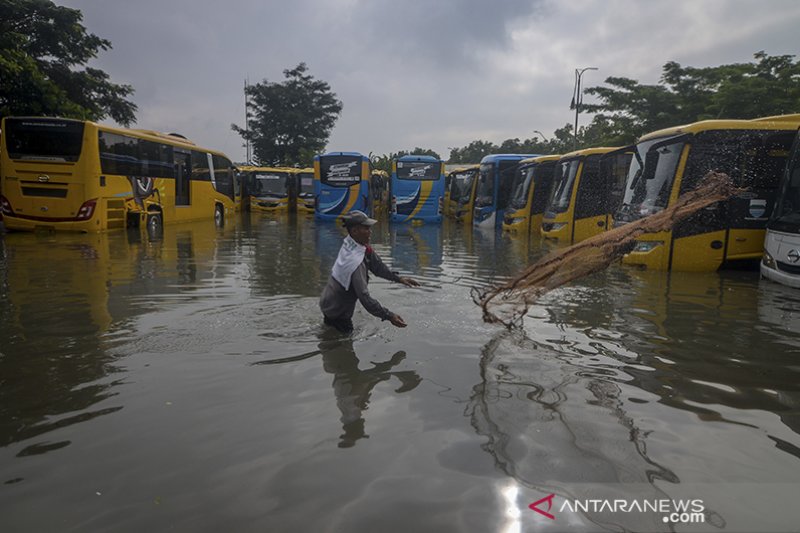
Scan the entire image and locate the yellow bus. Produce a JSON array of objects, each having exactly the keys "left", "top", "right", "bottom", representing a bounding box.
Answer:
[
  {"left": 449, "top": 164, "right": 480, "bottom": 224},
  {"left": 541, "top": 147, "right": 630, "bottom": 243},
  {"left": 502, "top": 155, "right": 560, "bottom": 234},
  {"left": 618, "top": 115, "right": 800, "bottom": 271},
  {"left": 294, "top": 167, "right": 315, "bottom": 214},
  {"left": 239, "top": 166, "right": 295, "bottom": 213},
  {"left": 0, "top": 117, "right": 238, "bottom": 234}
]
